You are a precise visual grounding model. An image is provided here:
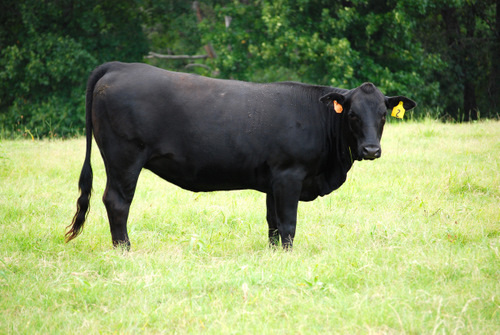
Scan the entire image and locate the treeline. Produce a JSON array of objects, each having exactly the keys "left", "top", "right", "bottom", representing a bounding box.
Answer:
[{"left": 1, "top": 0, "right": 498, "bottom": 138}]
